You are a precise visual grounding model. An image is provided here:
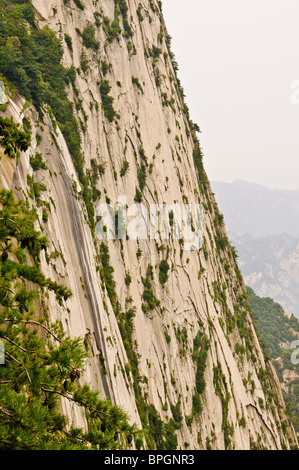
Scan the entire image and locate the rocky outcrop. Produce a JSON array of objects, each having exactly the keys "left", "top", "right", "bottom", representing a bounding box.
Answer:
[{"left": 1, "top": 0, "right": 297, "bottom": 450}]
